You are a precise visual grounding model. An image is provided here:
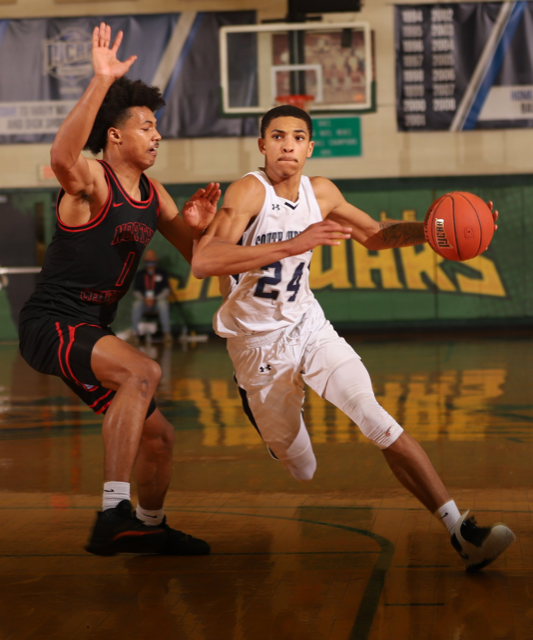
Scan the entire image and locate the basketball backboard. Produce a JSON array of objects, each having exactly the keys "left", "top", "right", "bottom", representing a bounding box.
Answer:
[{"left": 219, "top": 21, "right": 374, "bottom": 116}]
